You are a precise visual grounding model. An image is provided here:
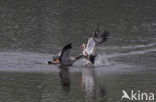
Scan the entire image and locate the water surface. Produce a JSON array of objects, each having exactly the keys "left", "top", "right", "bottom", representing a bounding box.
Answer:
[{"left": 0, "top": 0, "right": 156, "bottom": 102}]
